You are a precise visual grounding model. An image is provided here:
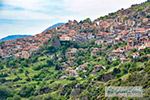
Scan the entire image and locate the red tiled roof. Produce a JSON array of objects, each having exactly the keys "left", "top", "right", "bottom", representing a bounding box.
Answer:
[{"left": 135, "top": 28, "right": 146, "bottom": 33}]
